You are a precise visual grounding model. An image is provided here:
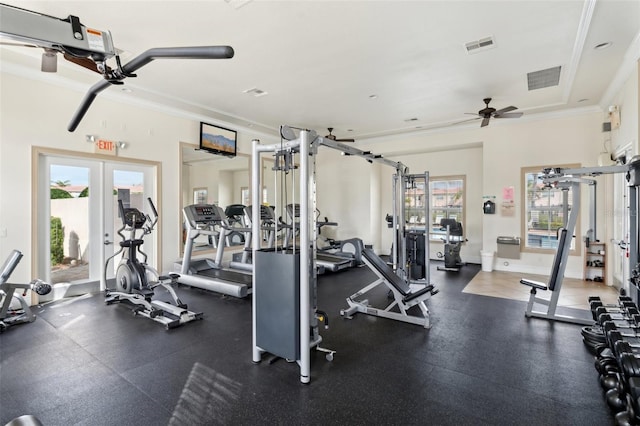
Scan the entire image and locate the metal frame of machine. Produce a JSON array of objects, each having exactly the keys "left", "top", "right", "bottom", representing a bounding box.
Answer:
[
  {"left": 520, "top": 158, "right": 640, "bottom": 323},
  {"left": 251, "top": 127, "right": 439, "bottom": 383}
]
